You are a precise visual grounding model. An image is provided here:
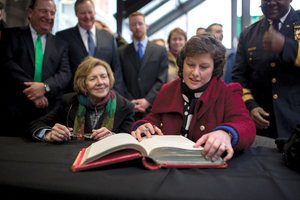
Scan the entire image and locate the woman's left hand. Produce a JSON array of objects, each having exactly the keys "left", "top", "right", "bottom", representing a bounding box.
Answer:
[
  {"left": 90, "top": 127, "right": 114, "bottom": 141},
  {"left": 193, "top": 130, "right": 234, "bottom": 162}
]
